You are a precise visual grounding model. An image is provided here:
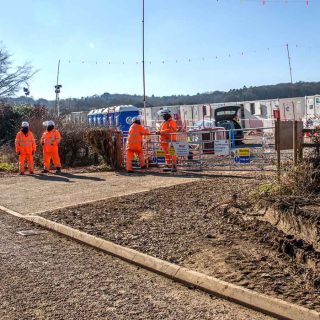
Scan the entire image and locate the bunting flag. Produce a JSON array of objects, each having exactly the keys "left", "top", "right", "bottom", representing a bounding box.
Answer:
[
  {"left": 241, "top": 0, "right": 311, "bottom": 5},
  {"left": 62, "top": 43, "right": 317, "bottom": 66}
]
